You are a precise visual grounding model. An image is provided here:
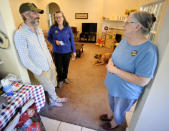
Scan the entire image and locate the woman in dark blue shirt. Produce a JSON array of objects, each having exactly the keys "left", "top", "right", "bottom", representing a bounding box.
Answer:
[{"left": 47, "top": 11, "right": 76, "bottom": 88}]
